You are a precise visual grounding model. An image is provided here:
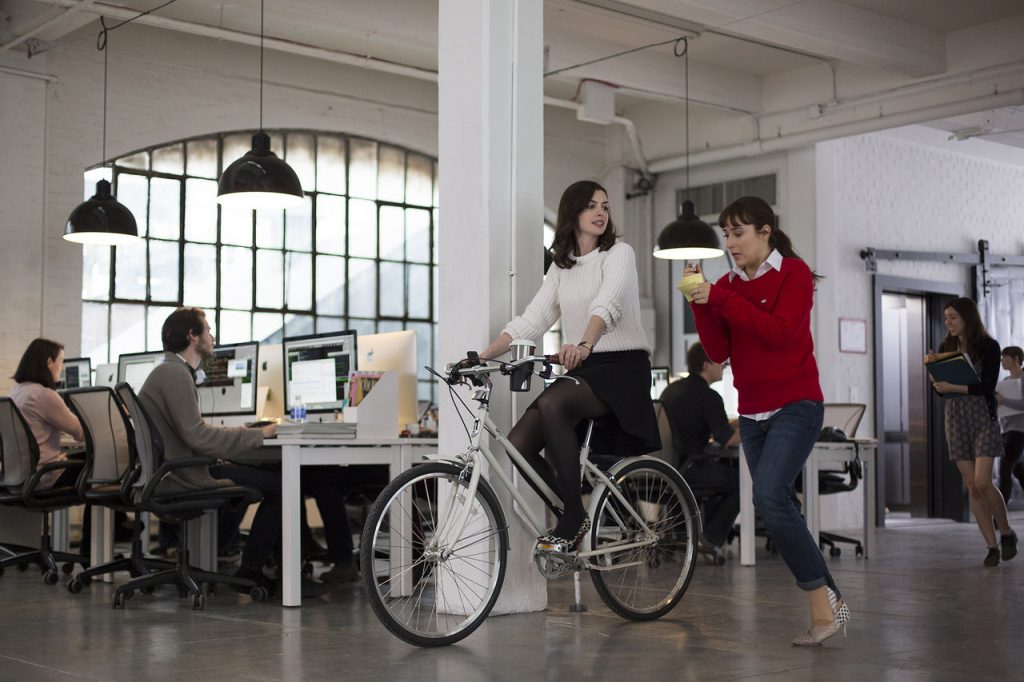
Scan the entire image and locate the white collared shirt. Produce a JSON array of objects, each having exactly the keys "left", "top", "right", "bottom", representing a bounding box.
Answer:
[{"left": 731, "top": 249, "right": 784, "bottom": 421}]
